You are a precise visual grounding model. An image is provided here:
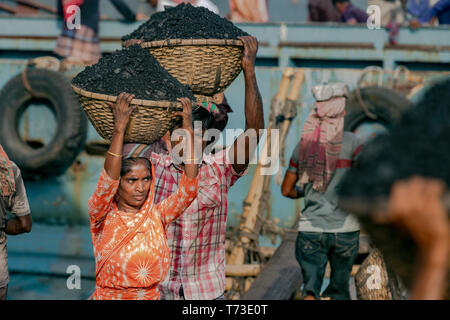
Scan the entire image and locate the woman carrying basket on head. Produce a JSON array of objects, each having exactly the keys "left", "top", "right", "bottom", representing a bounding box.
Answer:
[{"left": 89, "top": 93, "right": 198, "bottom": 300}]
